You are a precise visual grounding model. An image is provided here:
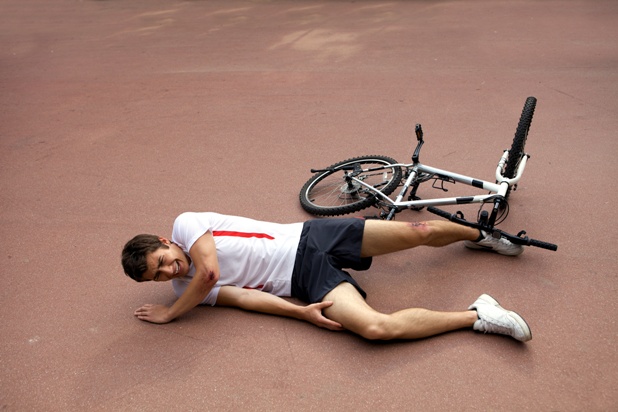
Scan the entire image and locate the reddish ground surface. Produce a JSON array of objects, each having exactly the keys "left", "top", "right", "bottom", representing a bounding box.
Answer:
[{"left": 1, "top": 1, "right": 617, "bottom": 410}]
